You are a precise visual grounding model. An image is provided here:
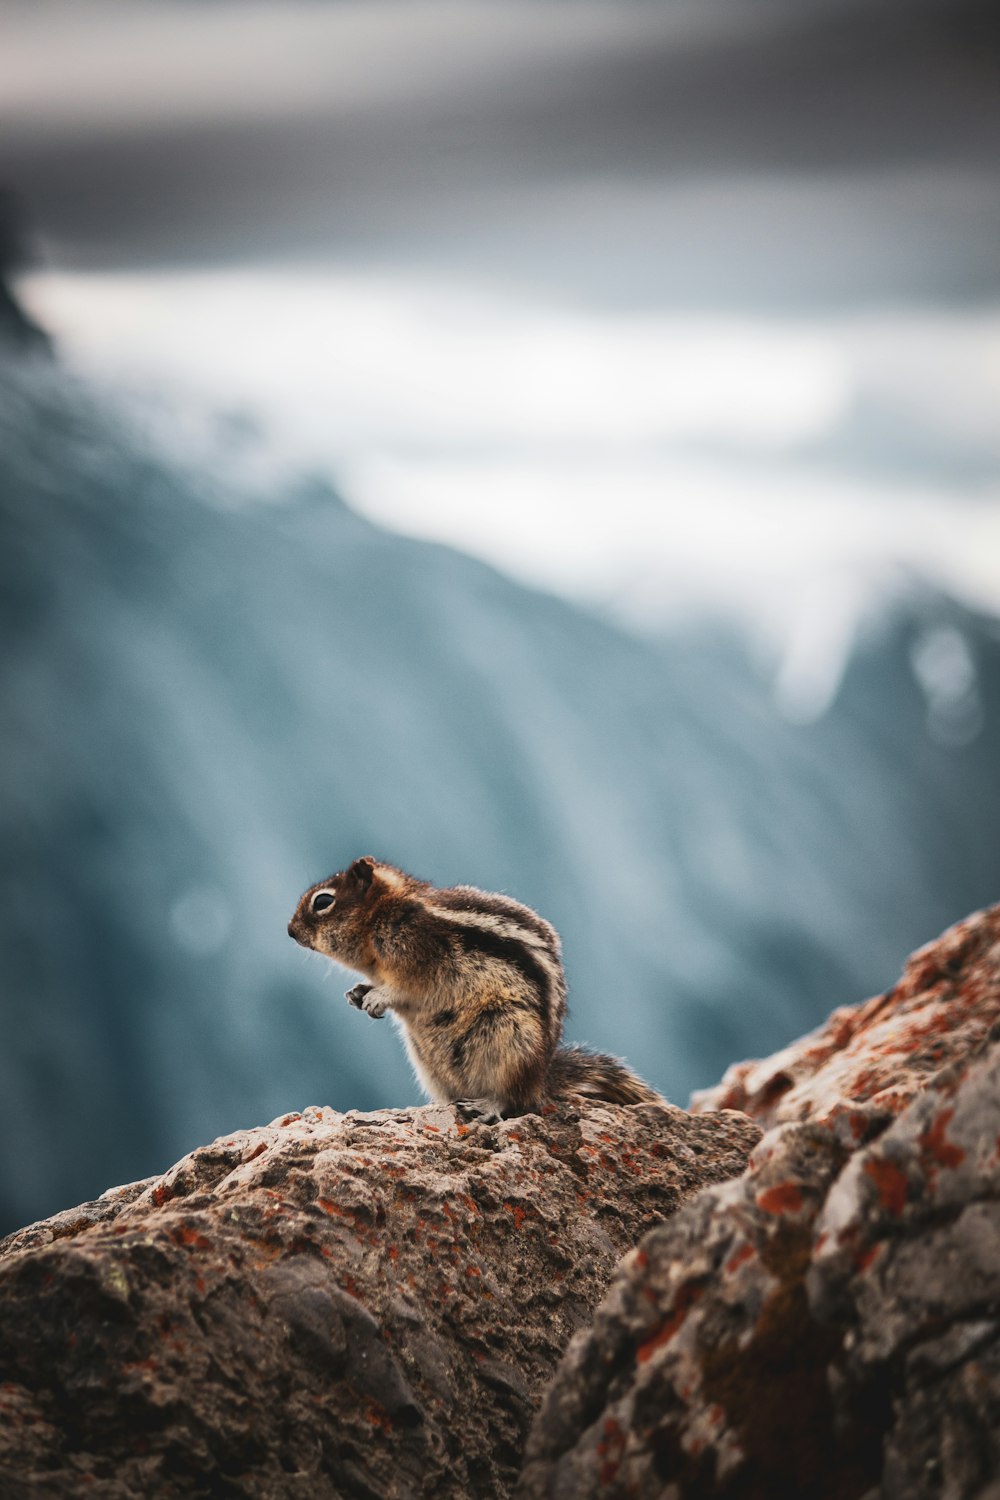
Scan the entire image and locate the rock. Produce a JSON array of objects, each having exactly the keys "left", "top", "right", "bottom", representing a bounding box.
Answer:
[
  {"left": 692, "top": 903, "right": 1000, "bottom": 1131},
  {"left": 518, "top": 1121, "right": 858, "bottom": 1500},
  {"left": 0, "top": 1099, "right": 758, "bottom": 1499},
  {"left": 520, "top": 904, "right": 1000, "bottom": 1500},
  {"left": 810, "top": 1035, "right": 1000, "bottom": 1500}
]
